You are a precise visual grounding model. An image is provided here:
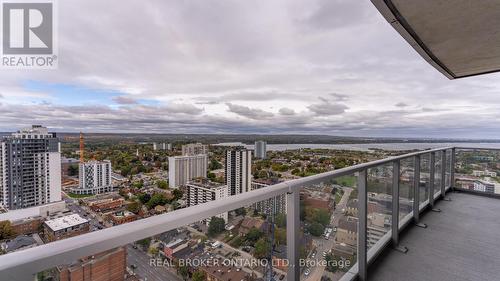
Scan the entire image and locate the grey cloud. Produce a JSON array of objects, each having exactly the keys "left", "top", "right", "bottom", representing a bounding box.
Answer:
[
  {"left": 395, "top": 102, "right": 408, "bottom": 107},
  {"left": 163, "top": 103, "right": 204, "bottom": 115},
  {"left": 279, "top": 107, "right": 296, "bottom": 116},
  {"left": 0, "top": 1, "right": 498, "bottom": 138},
  {"left": 226, "top": 103, "right": 274, "bottom": 119},
  {"left": 113, "top": 96, "right": 138, "bottom": 105},
  {"left": 308, "top": 97, "right": 348, "bottom": 116},
  {"left": 329, "top": 93, "right": 349, "bottom": 101}
]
